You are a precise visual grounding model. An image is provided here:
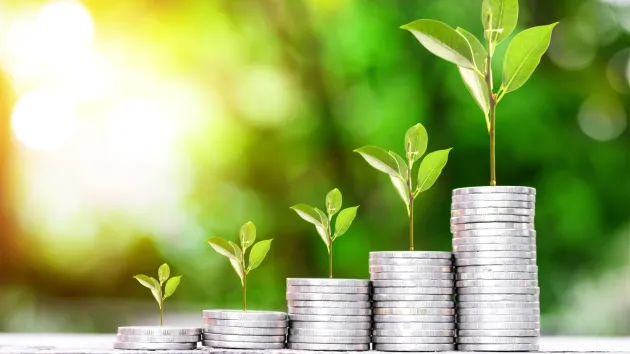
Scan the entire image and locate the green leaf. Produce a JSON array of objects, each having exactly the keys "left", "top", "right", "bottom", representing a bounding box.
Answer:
[
  {"left": 482, "top": 0, "right": 518, "bottom": 44},
  {"left": 389, "top": 151, "right": 408, "bottom": 180},
  {"left": 502, "top": 23, "right": 557, "bottom": 94},
  {"left": 316, "top": 224, "right": 331, "bottom": 249},
  {"left": 458, "top": 66, "right": 490, "bottom": 115},
  {"left": 163, "top": 276, "right": 181, "bottom": 299},
  {"left": 149, "top": 277, "right": 162, "bottom": 307},
  {"left": 239, "top": 221, "right": 256, "bottom": 250},
  {"left": 404, "top": 124, "right": 428, "bottom": 164},
  {"left": 290, "top": 204, "right": 325, "bottom": 226},
  {"left": 401, "top": 19, "right": 475, "bottom": 69},
  {"left": 314, "top": 208, "right": 328, "bottom": 225},
  {"left": 134, "top": 274, "right": 154, "bottom": 289},
  {"left": 248, "top": 239, "right": 273, "bottom": 271},
  {"left": 325, "top": 188, "right": 342, "bottom": 217},
  {"left": 157, "top": 264, "right": 170, "bottom": 285},
  {"left": 334, "top": 206, "right": 359, "bottom": 239},
  {"left": 354, "top": 146, "right": 400, "bottom": 177},
  {"left": 390, "top": 175, "right": 410, "bottom": 211},
  {"left": 206, "top": 237, "right": 239, "bottom": 262},
  {"left": 228, "top": 240, "right": 243, "bottom": 261},
  {"left": 456, "top": 28, "right": 487, "bottom": 72},
  {"left": 417, "top": 148, "right": 452, "bottom": 193},
  {"left": 229, "top": 258, "right": 244, "bottom": 286}
]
